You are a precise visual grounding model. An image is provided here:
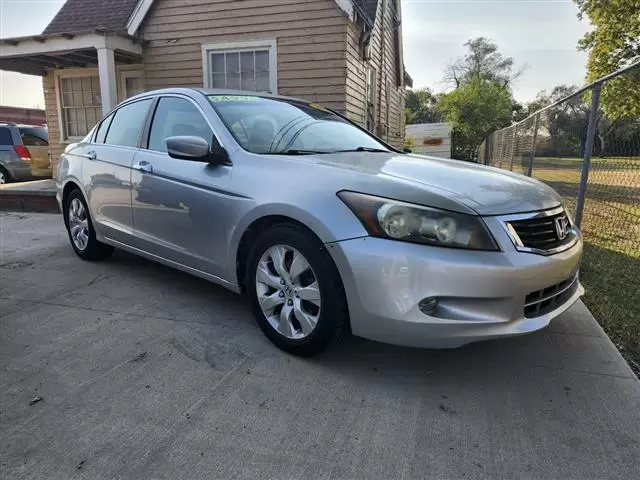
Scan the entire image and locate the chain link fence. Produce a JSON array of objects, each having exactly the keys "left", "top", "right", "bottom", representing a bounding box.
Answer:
[{"left": 478, "top": 62, "right": 640, "bottom": 366}]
